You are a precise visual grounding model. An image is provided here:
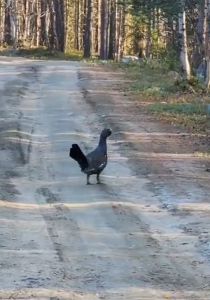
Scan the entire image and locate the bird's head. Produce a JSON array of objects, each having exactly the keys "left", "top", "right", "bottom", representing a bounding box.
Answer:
[{"left": 100, "top": 128, "right": 112, "bottom": 139}]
